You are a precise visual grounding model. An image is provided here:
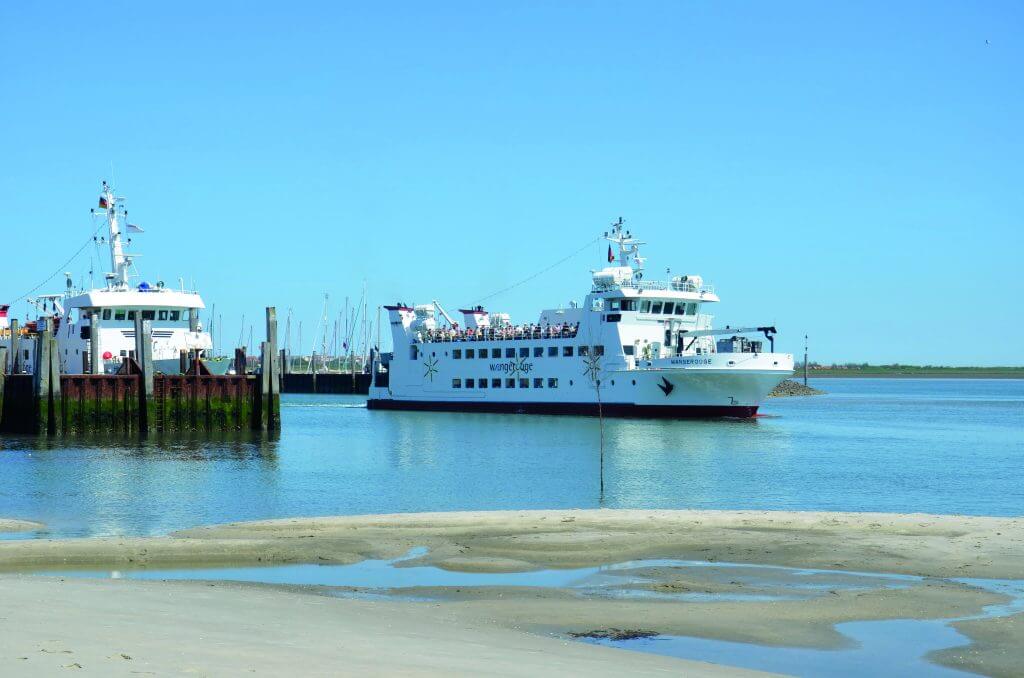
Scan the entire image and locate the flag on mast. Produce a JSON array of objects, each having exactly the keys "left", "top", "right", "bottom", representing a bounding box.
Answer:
[
  {"left": 98, "top": 196, "right": 109, "bottom": 209},
  {"left": 607, "top": 245, "right": 614, "bottom": 263},
  {"left": 126, "top": 224, "right": 144, "bottom": 233}
]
